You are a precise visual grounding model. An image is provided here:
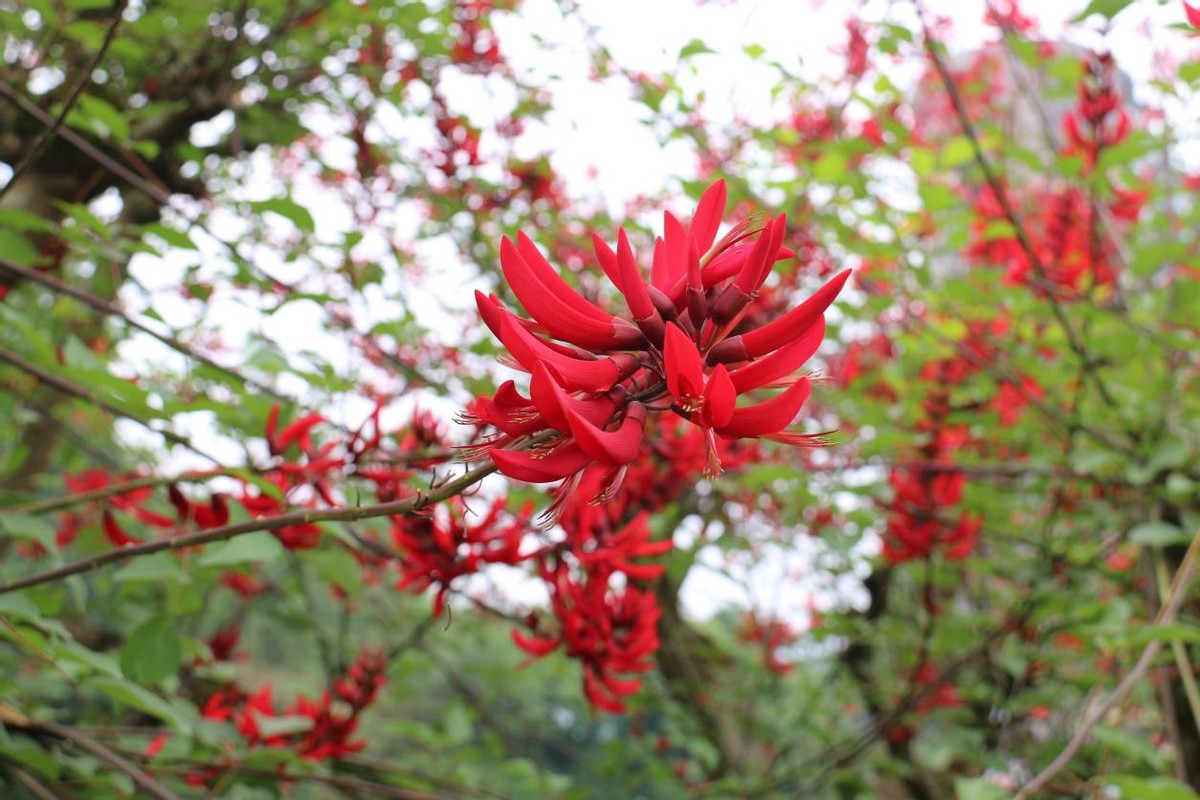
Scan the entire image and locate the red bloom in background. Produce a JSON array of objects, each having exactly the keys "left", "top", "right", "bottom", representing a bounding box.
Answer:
[
  {"left": 1185, "top": 1, "right": 1200, "bottom": 28},
  {"left": 469, "top": 181, "right": 851, "bottom": 503},
  {"left": 391, "top": 497, "right": 530, "bottom": 616},
  {"left": 513, "top": 558, "right": 662, "bottom": 713}
]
